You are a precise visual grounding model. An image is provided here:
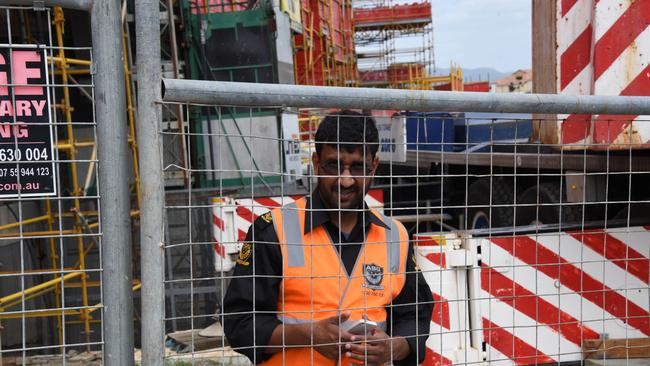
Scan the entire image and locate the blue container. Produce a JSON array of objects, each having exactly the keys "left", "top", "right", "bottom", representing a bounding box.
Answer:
[
  {"left": 453, "top": 112, "right": 532, "bottom": 151},
  {"left": 405, "top": 112, "right": 457, "bottom": 152}
]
